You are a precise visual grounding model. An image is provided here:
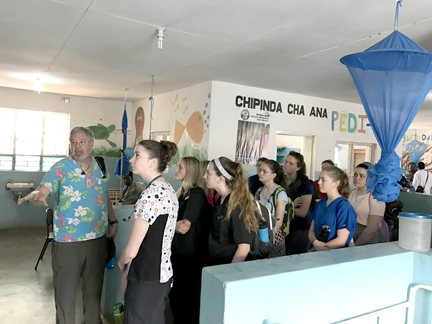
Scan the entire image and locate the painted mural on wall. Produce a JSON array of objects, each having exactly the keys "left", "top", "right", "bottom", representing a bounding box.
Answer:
[
  {"left": 135, "top": 106, "right": 145, "bottom": 144},
  {"left": 402, "top": 131, "right": 432, "bottom": 171},
  {"left": 170, "top": 92, "right": 210, "bottom": 164},
  {"left": 235, "top": 108, "right": 270, "bottom": 164},
  {"left": 87, "top": 123, "right": 121, "bottom": 157},
  {"left": 89, "top": 124, "right": 116, "bottom": 147}
]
